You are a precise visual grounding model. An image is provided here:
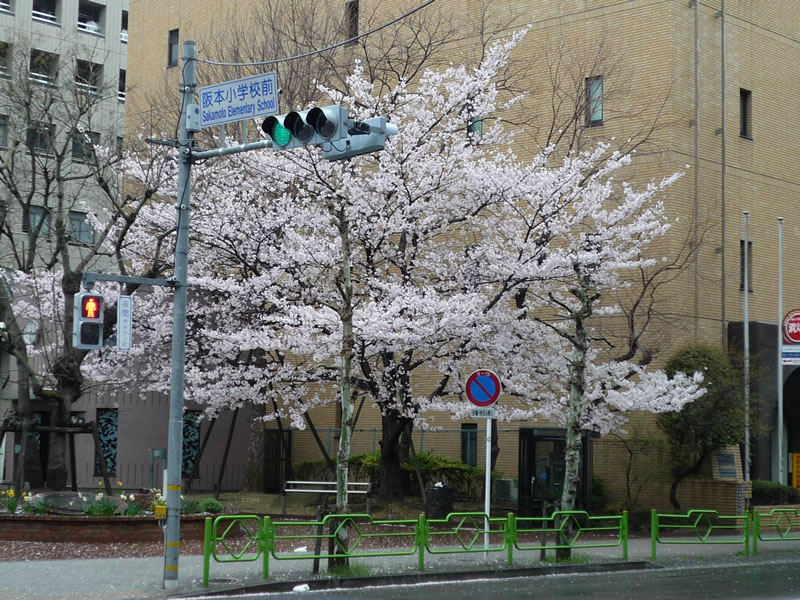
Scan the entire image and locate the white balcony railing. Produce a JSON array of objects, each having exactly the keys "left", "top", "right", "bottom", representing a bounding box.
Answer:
[
  {"left": 77, "top": 20, "right": 101, "bottom": 34},
  {"left": 29, "top": 71, "right": 55, "bottom": 85},
  {"left": 120, "top": 29, "right": 127, "bottom": 43},
  {"left": 76, "top": 80, "right": 99, "bottom": 95},
  {"left": 32, "top": 9, "right": 57, "bottom": 23},
  {"left": 117, "top": 90, "right": 125, "bottom": 102},
  {"left": 0, "top": 2, "right": 12, "bottom": 13}
]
